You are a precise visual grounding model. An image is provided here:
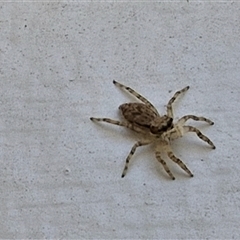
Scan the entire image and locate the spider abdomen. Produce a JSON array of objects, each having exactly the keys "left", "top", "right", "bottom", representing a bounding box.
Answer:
[{"left": 119, "top": 103, "right": 157, "bottom": 128}]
